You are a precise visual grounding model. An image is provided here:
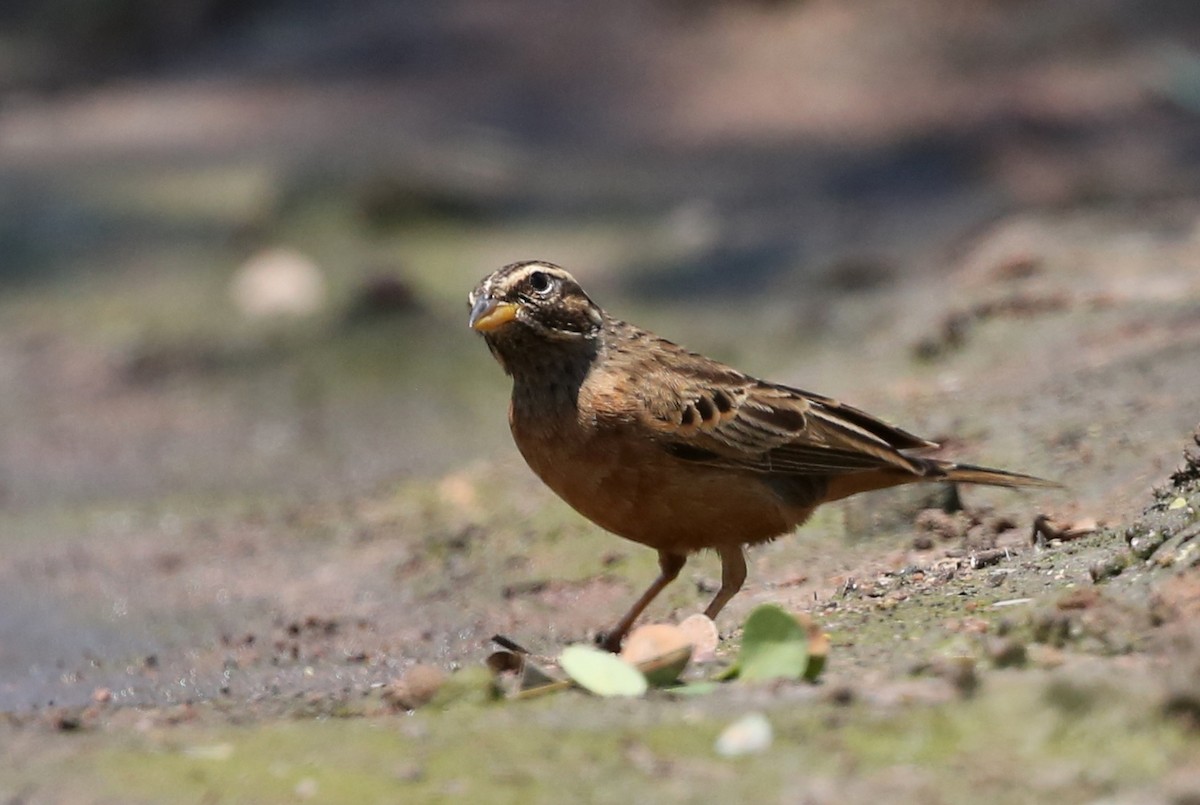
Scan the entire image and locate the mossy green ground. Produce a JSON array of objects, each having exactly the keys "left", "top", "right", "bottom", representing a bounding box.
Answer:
[{"left": 2, "top": 671, "right": 1191, "bottom": 804}]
